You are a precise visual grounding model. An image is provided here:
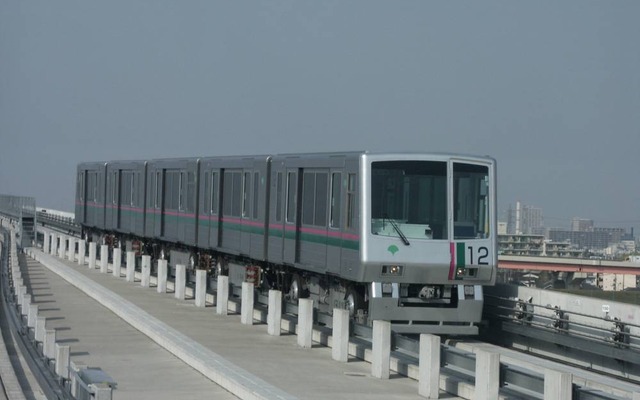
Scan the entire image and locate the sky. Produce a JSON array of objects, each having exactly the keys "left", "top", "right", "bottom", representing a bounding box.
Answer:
[{"left": 1, "top": 1, "right": 639, "bottom": 232}]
